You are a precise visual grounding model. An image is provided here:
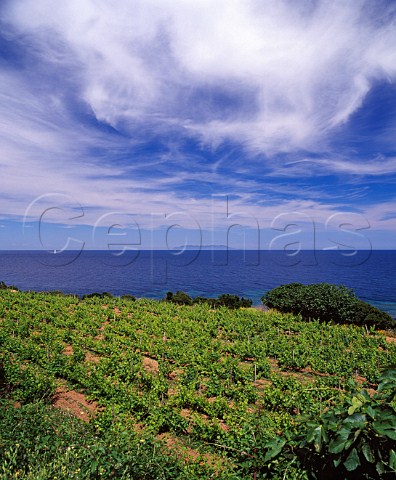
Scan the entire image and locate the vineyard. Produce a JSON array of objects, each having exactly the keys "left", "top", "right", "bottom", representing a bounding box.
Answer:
[{"left": 0, "top": 288, "right": 395, "bottom": 479}]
